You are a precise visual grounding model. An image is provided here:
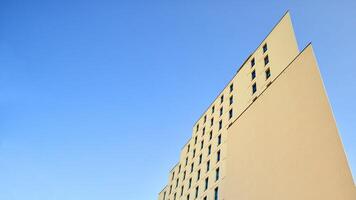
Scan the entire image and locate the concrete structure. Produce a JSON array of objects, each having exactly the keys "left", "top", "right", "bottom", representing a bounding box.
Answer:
[{"left": 158, "top": 12, "right": 356, "bottom": 200}]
